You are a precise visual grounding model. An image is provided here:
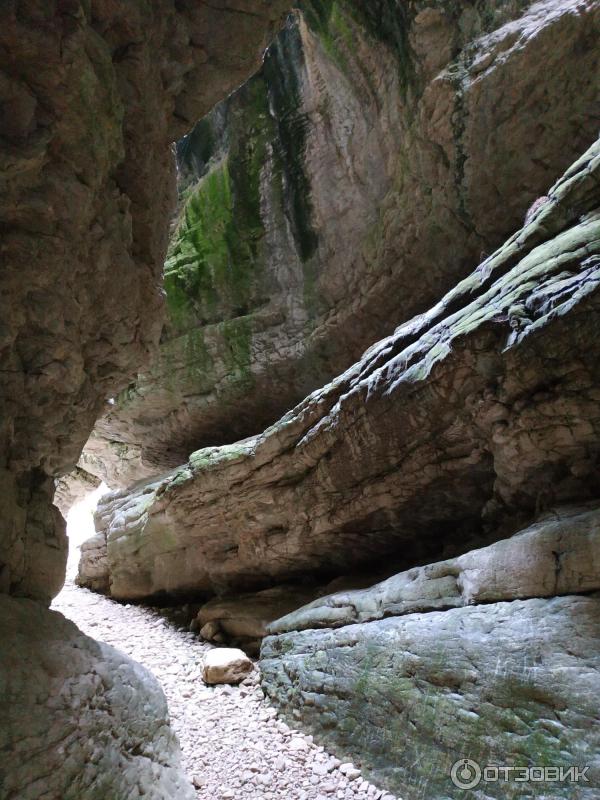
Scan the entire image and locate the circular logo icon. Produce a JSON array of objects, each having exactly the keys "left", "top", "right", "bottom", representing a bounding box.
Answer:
[{"left": 451, "top": 758, "right": 482, "bottom": 789}]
